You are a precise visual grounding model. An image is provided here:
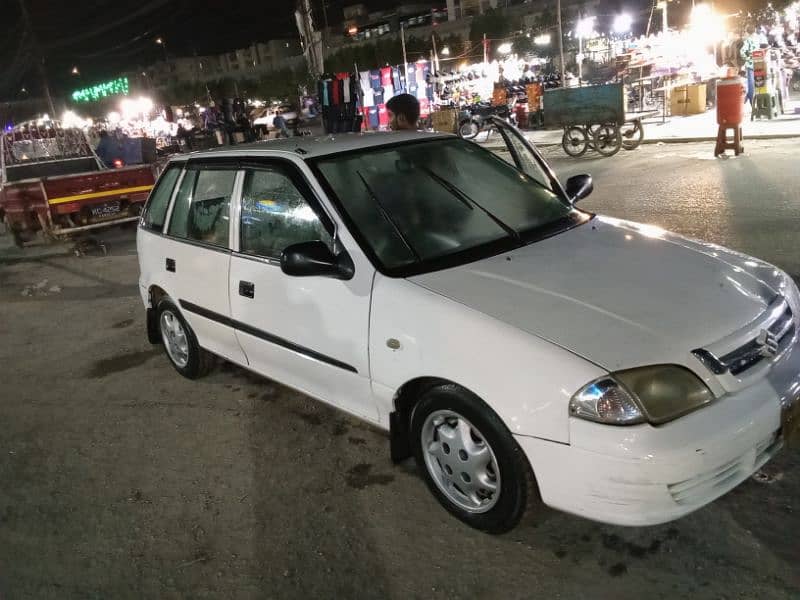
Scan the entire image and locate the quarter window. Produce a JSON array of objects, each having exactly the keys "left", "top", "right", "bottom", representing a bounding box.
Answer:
[
  {"left": 168, "top": 167, "right": 236, "bottom": 248},
  {"left": 141, "top": 165, "right": 180, "bottom": 232},
  {"left": 239, "top": 167, "right": 331, "bottom": 259}
]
